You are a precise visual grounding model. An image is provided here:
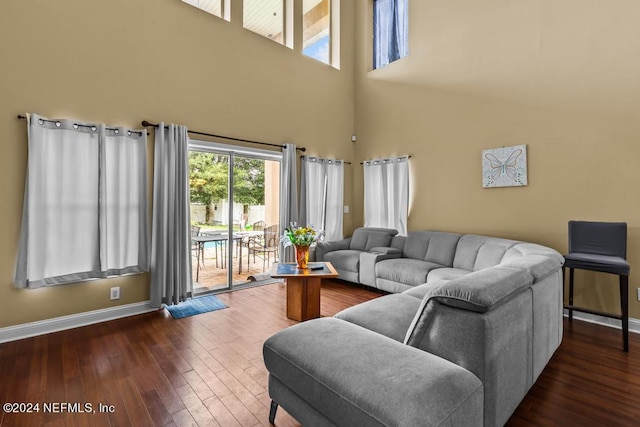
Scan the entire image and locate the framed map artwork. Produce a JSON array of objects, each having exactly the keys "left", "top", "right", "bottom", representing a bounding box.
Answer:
[{"left": 482, "top": 144, "right": 528, "bottom": 188}]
